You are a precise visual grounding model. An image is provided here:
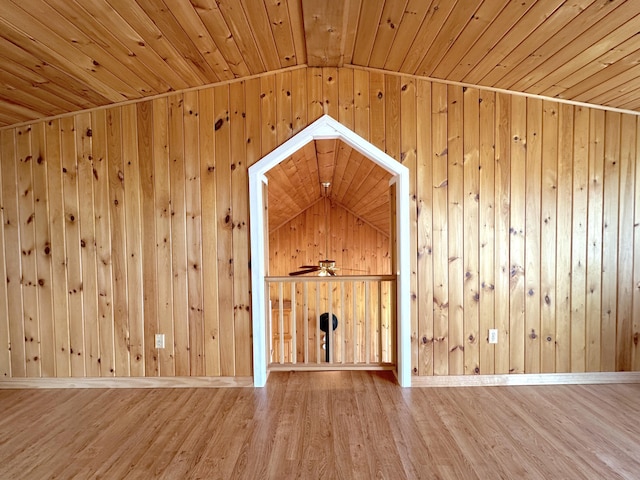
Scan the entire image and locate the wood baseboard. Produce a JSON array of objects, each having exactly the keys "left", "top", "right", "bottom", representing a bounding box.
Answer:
[
  {"left": 0, "top": 376, "right": 254, "bottom": 389},
  {"left": 268, "top": 363, "right": 396, "bottom": 372},
  {"left": 411, "top": 372, "right": 640, "bottom": 387}
]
